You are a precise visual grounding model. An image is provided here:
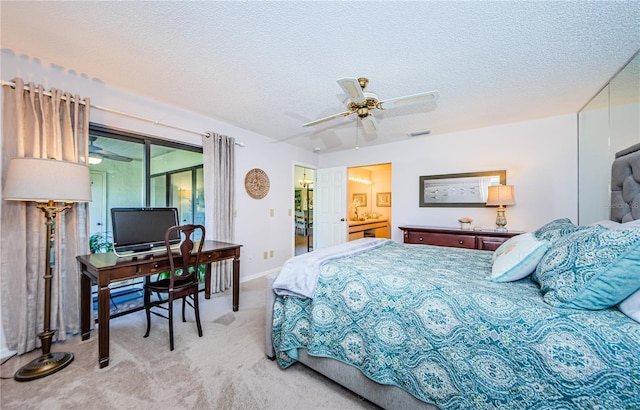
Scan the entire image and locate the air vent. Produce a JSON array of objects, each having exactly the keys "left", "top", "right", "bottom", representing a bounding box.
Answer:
[{"left": 408, "top": 130, "right": 431, "bottom": 137}]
